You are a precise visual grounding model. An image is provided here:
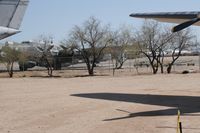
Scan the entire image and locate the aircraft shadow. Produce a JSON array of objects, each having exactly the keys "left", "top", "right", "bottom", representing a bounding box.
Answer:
[{"left": 71, "top": 93, "right": 200, "bottom": 121}]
